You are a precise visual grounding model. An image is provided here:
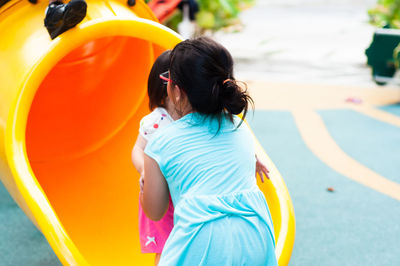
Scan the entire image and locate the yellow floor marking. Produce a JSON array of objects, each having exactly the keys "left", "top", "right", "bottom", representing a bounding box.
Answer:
[
  {"left": 292, "top": 109, "right": 400, "bottom": 201},
  {"left": 350, "top": 105, "right": 400, "bottom": 128},
  {"left": 246, "top": 81, "right": 399, "bottom": 110}
]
